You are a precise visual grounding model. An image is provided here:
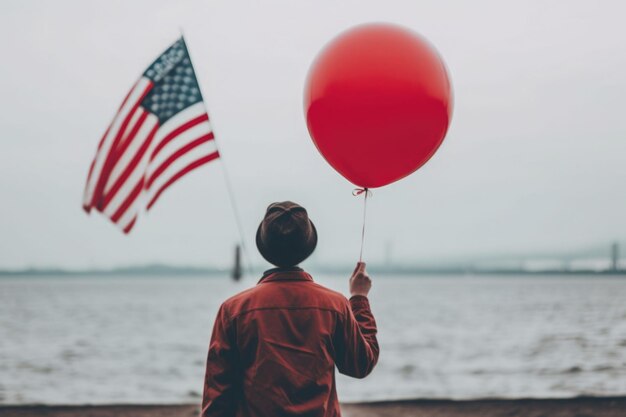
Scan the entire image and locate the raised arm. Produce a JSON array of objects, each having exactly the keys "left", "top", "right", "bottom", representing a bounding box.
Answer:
[{"left": 334, "top": 262, "right": 379, "bottom": 378}]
